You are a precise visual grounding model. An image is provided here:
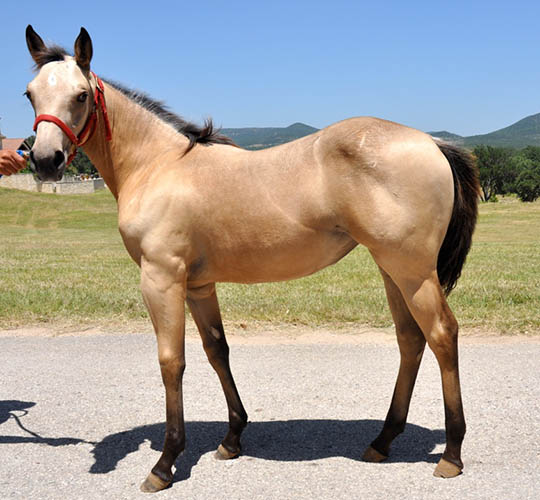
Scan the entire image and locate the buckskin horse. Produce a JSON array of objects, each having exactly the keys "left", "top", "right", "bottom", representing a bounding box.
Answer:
[{"left": 24, "top": 25, "right": 479, "bottom": 492}]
